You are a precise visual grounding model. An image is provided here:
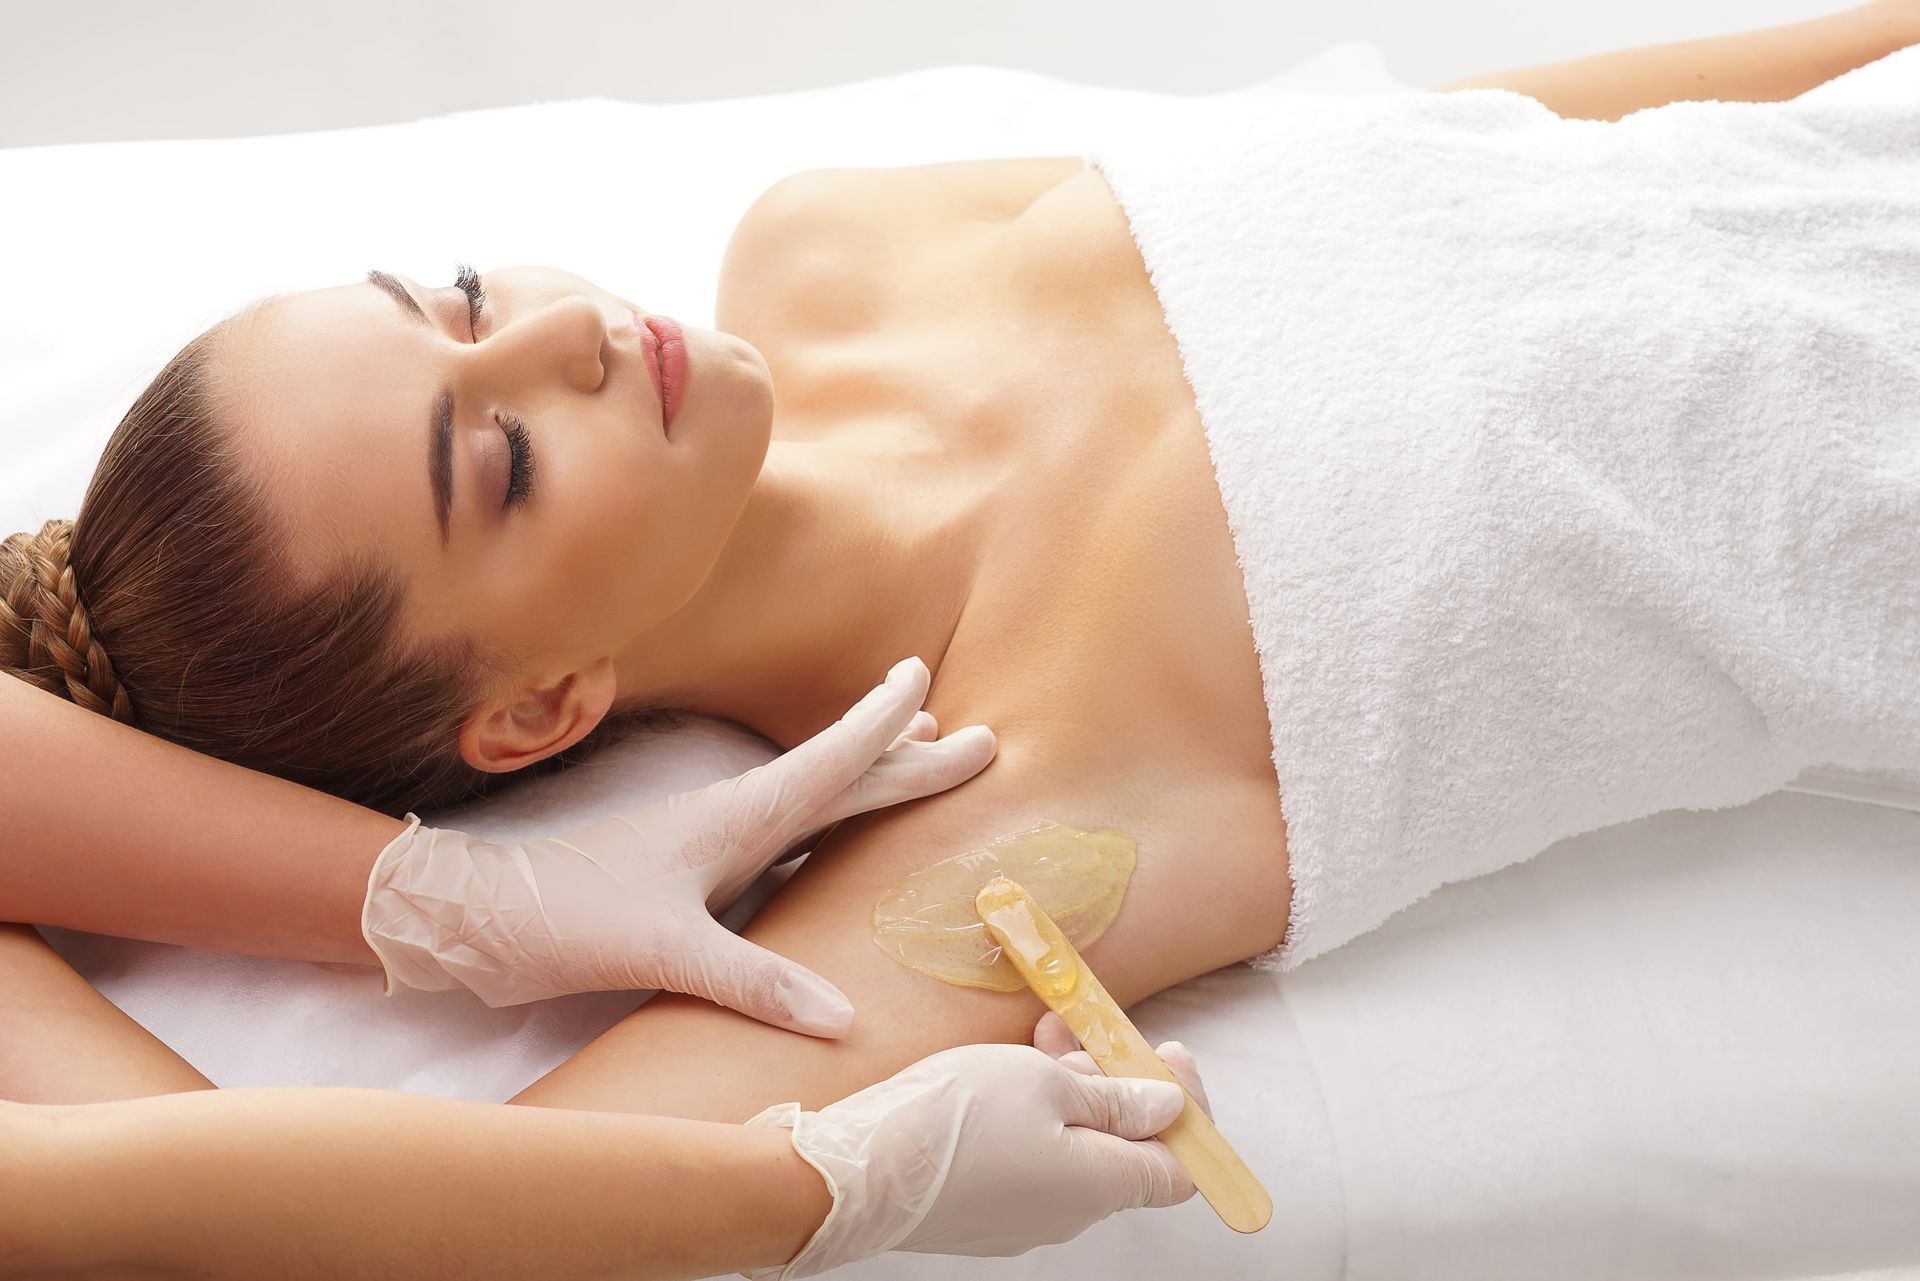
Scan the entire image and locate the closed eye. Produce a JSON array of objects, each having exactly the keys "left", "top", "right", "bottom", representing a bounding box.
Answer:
[
  {"left": 455, "top": 262, "right": 488, "bottom": 340},
  {"left": 501, "top": 412, "right": 535, "bottom": 510}
]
